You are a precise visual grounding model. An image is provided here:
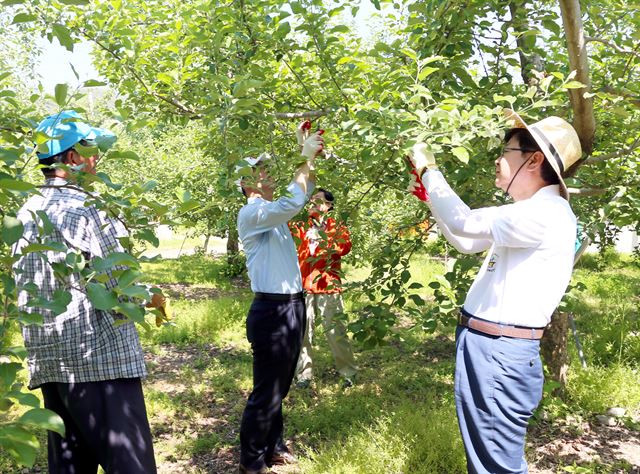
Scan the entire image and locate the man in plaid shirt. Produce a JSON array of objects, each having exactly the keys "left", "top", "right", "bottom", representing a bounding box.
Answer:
[{"left": 13, "top": 111, "right": 157, "bottom": 473}]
